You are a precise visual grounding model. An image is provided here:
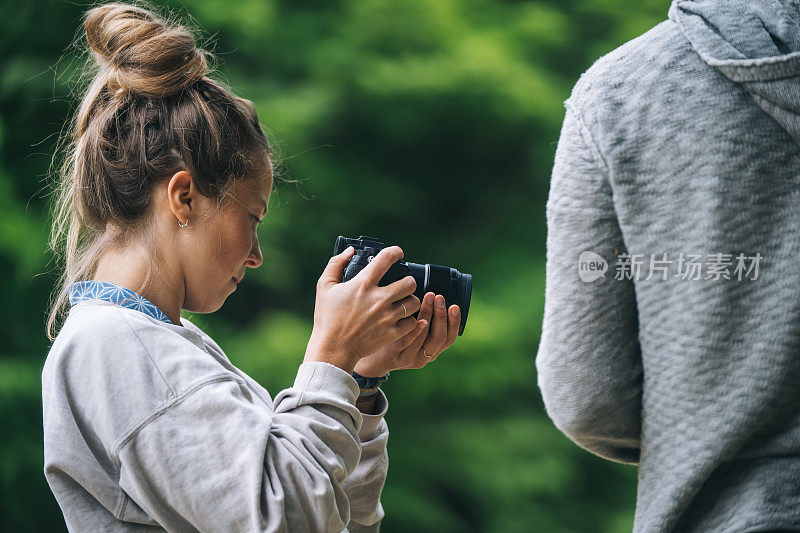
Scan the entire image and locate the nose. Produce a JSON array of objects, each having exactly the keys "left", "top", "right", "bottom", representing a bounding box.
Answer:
[{"left": 247, "top": 240, "right": 263, "bottom": 268}]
